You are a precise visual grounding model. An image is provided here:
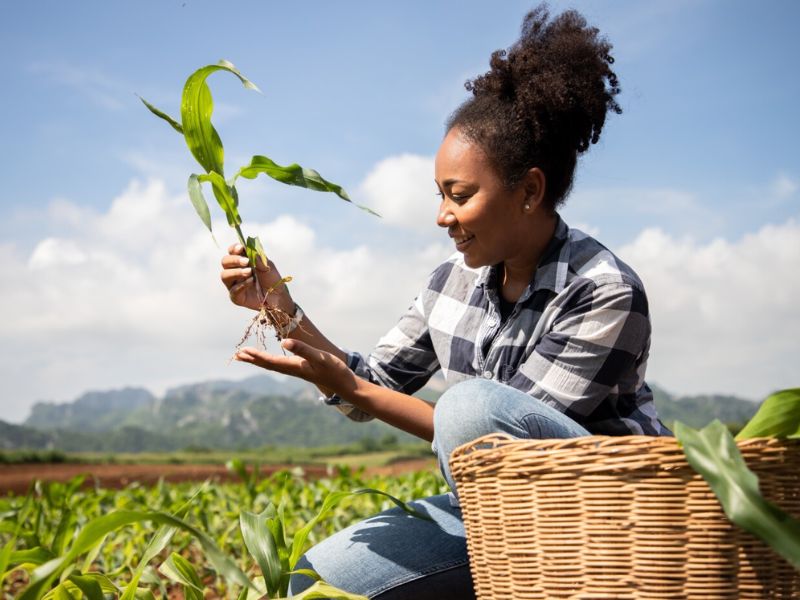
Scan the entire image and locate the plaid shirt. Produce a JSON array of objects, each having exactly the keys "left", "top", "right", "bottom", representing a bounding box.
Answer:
[{"left": 331, "top": 215, "right": 671, "bottom": 436}]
